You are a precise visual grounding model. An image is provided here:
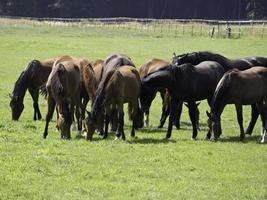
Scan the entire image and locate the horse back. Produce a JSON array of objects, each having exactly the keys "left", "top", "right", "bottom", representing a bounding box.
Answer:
[
  {"left": 106, "top": 66, "right": 140, "bottom": 103},
  {"left": 139, "top": 58, "right": 170, "bottom": 79}
]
